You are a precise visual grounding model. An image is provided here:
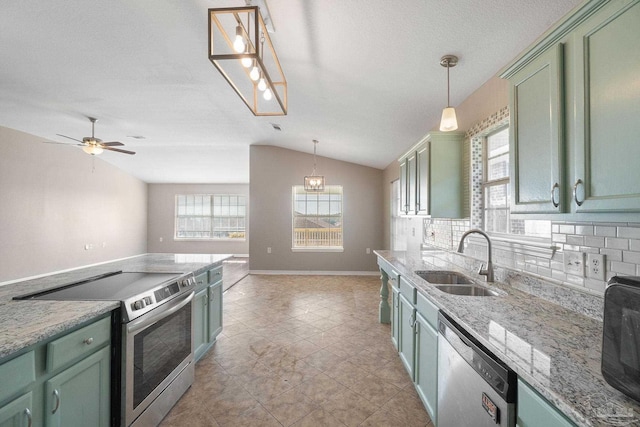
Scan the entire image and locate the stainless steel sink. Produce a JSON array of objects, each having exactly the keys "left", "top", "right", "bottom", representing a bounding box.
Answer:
[
  {"left": 434, "top": 284, "right": 499, "bottom": 297},
  {"left": 414, "top": 270, "right": 473, "bottom": 285}
]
